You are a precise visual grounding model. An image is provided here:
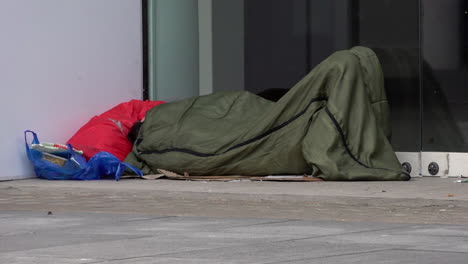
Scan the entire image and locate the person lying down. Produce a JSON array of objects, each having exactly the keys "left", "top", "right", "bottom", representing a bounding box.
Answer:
[{"left": 124, "top": 46, "right": 410, "bottom": 181}]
